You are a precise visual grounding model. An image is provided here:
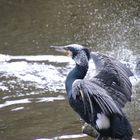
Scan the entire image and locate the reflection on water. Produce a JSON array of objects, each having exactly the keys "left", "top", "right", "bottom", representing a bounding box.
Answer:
[{"left": 0, "top": 0, "right": 140, "bottom": 140}]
